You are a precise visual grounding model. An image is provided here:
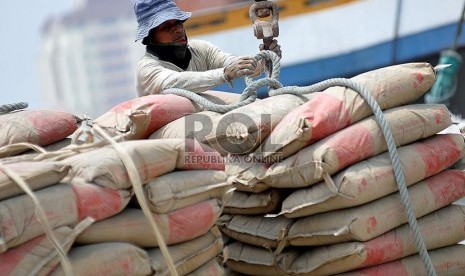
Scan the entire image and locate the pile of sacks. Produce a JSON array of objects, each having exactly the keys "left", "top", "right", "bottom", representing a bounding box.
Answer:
[
  {"left": 56, "top": 138, "right": 229, "bottom": 275},
  {"left": 0, "top": 99, "right": 236, "bottom": 275},
  {"left": 2, "top": 62, "right": 465, "bottom": 276},
  {"left": 216, "top": 63, "right": 465, "bottom": 275}
]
